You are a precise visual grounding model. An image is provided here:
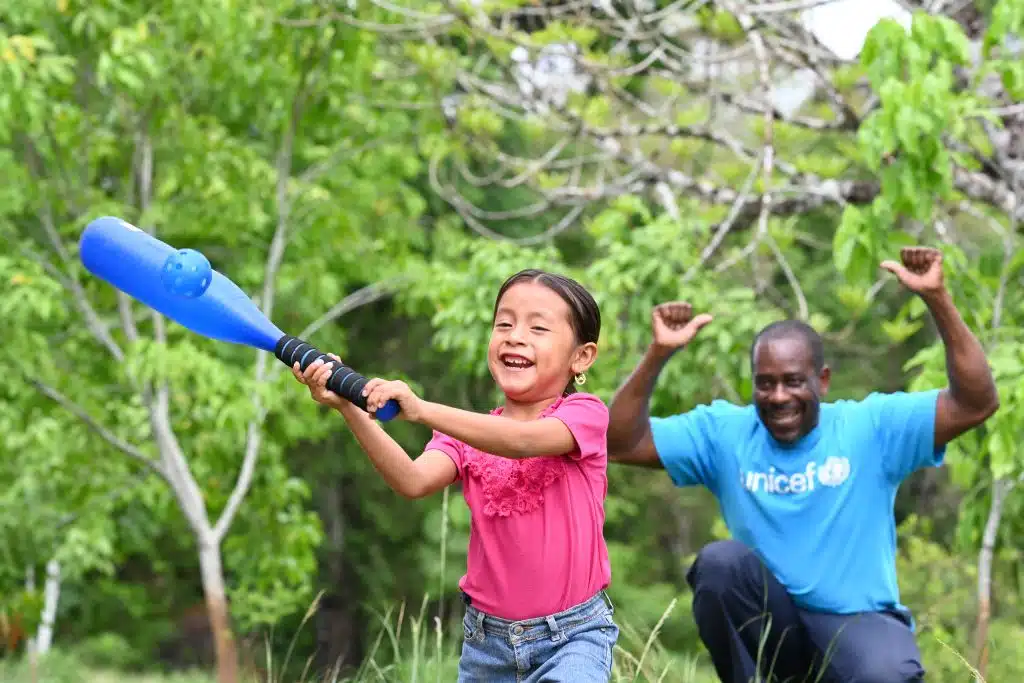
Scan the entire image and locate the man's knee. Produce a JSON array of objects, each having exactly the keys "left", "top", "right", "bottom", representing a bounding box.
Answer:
[
  {"left": 816, "top": 614, "right": 925, "bottom": 683},
  {"left": 687, "top": 540, "right": 759, "bottom": 594},
  {"left": 836, "top": 657, "right": 924, "bottom": 683}
]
